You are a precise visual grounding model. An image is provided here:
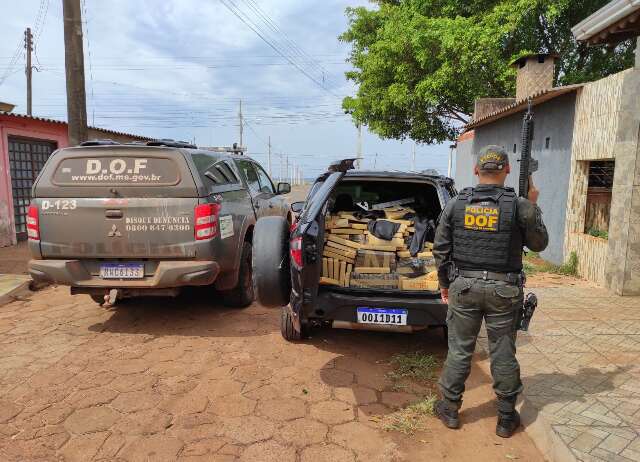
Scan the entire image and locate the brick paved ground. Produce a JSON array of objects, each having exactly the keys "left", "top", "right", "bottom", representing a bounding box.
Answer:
[
  {"left": 0, "top": 284, "right": 543, "bottom": 461},
  {"left": 478, "top": 285, "right": 640, "bottom": 462}
]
